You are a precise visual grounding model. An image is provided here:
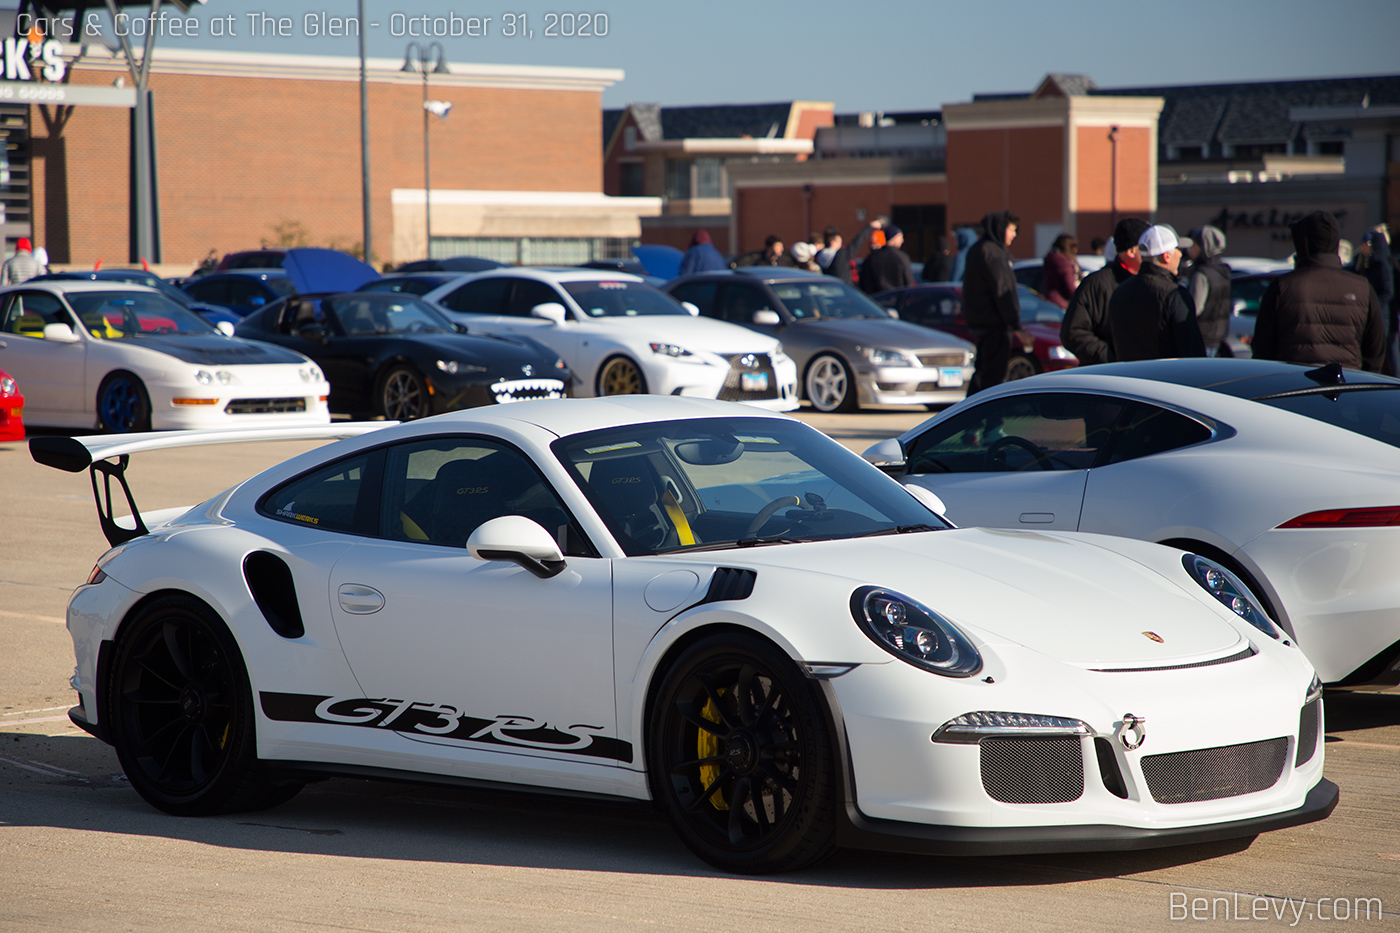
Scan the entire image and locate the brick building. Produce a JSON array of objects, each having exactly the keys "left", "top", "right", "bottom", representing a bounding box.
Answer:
[{"left": 21, "top": 44, "right": 659, "bottom": 269}]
